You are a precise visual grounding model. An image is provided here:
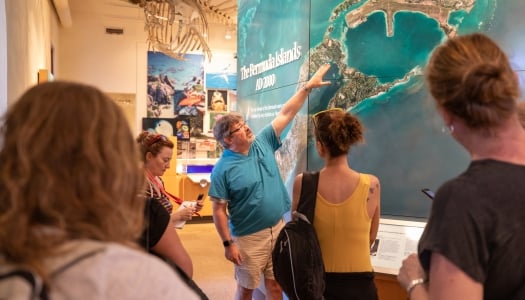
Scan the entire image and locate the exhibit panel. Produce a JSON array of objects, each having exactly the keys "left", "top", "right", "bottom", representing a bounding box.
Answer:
[
  {"left": 238, "top": 0, "right": 525, "bottom": 218},
  {"left": 306, "top": 0, "right": 525, "bottom": 219},
  {"left": 370, "top": 219, "right": 426, "bottom": 300},
  {"left": 371, "top": 219, "right": 425, "bottom": 275},
  {"left": 236, "top": 2, "right": 525, "bottom": 298}
]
